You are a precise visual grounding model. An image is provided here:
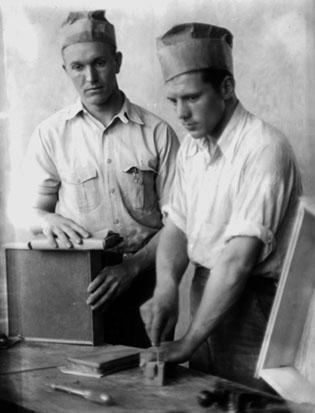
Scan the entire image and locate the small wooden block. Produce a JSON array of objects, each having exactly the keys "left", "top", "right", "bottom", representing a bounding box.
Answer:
[
  {"left": 143, "top": 361, "right": 165, "bottom": 386},
  {"left": 140, "top": 350, "right": 165, "bottom": 386}
]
